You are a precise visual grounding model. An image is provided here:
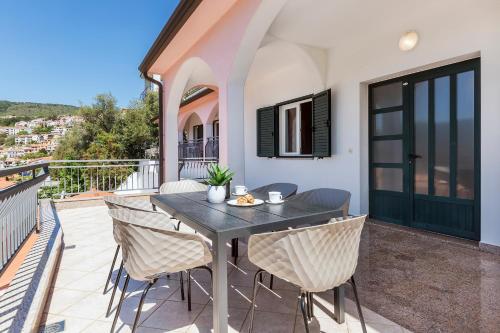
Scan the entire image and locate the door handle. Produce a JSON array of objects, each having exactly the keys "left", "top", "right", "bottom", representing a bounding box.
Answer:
[{"left": 408, "top": 153, "right": 422, "bottom": 160}]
